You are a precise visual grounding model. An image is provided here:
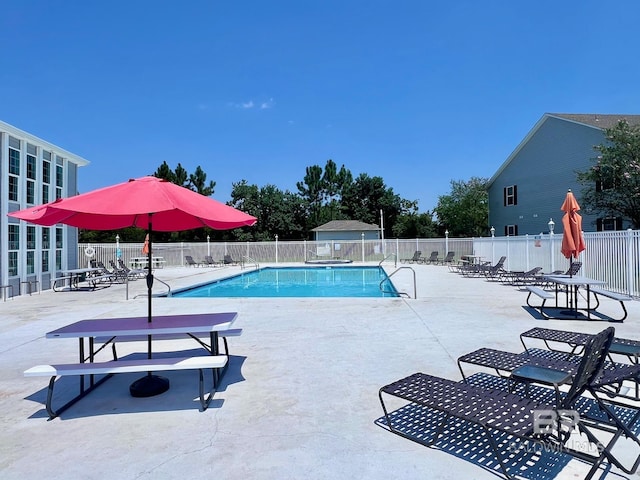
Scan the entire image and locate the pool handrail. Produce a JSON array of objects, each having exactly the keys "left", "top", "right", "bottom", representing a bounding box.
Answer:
[
  {"left": 242, "top": 256, "right": 259, "bottom": 270},
  {"left": 381, "top": 266, "right": 416, "bottom": 299},
  {"left": 379, "top": 253, "right": 398, "bottom": 268}
]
